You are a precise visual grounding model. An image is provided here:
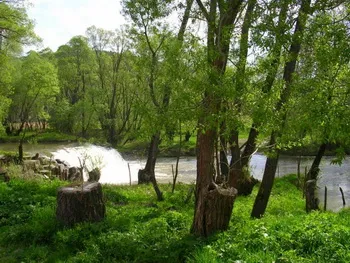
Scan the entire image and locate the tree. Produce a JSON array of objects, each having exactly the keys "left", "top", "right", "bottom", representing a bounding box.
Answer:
[
  {"left": 0, "top": 0, "right": 37, "bottom": 133},
  {"left": 86, "top": 26, "right": 140, "bottom": 146},
  {"left": 218, "top": 0, "right": 258, "bottom": 194},
  {"left": 55, "top": 36, "right": 97, "bottom": 137},
  {"left": 122, "top": 0, "right": 194, "bottom": 201},
  {"left": 251, "top": 0, "right": 312, "bottom": 218},
  {"left": 8, "top": 51, "right": 58, "bottom": 160},
  {"left": 285, "top": 5, "right": 350, "bottom": 211},
  {"left": 191, "top": 0, "right": 244, "bottom": 237}
]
